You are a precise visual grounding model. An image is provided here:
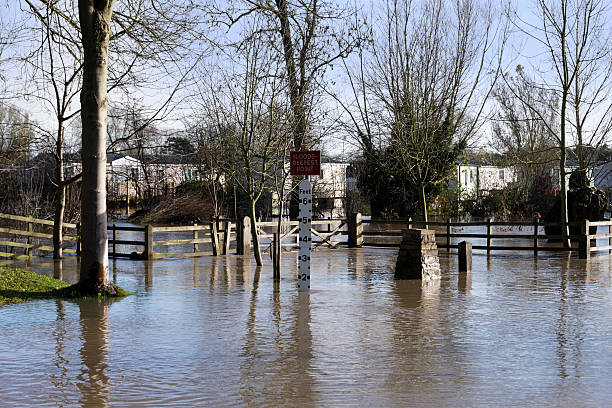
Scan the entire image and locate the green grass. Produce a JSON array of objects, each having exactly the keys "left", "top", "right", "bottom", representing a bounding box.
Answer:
[{"left": 0, "top": 267, "right": 131, "bottom": 306}]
